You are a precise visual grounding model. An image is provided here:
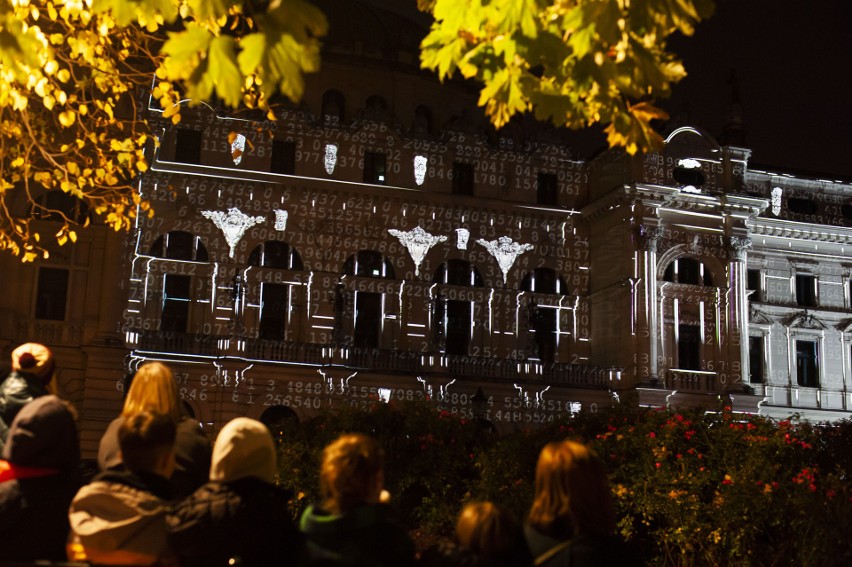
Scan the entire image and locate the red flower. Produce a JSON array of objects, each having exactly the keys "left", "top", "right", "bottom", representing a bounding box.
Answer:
[{"left": 649, "top": 432, "right": 656, "bottom": 439}]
